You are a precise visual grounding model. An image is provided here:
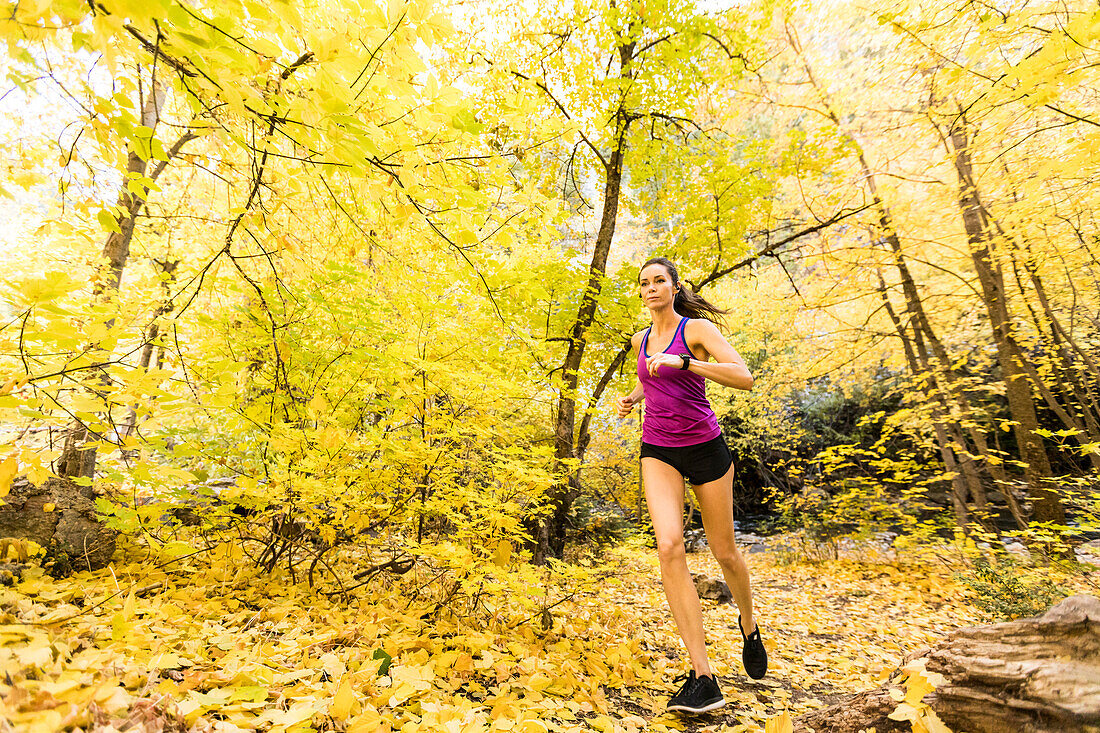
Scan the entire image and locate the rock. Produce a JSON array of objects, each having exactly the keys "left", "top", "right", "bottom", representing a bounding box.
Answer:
[
  {"left": 0, "top": 476, "right": 116, "bottom": 571},
  {"left": 684, "top": 528, "right": 708, "bottom": 553},
  {"left": 1076, "top": 538, "right": 1100, "bottom": 560},
  {"left": 0, "top": 478, "right": 55, "bottom": 546},
  {"left": 165, "top": 477, "right": 249, "bottom": 527},
  {"left": 692, "top": 573, "right": 732, "bottom": 604},
  {"left": 874, "top": 531, "right": 898, "bottom": 545},
  {"left": 0, "top": 563, "right": 23, "bottom": 585},
  {"left": 1002, "top": 540, "right": 1030, "bottom": 561}
]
